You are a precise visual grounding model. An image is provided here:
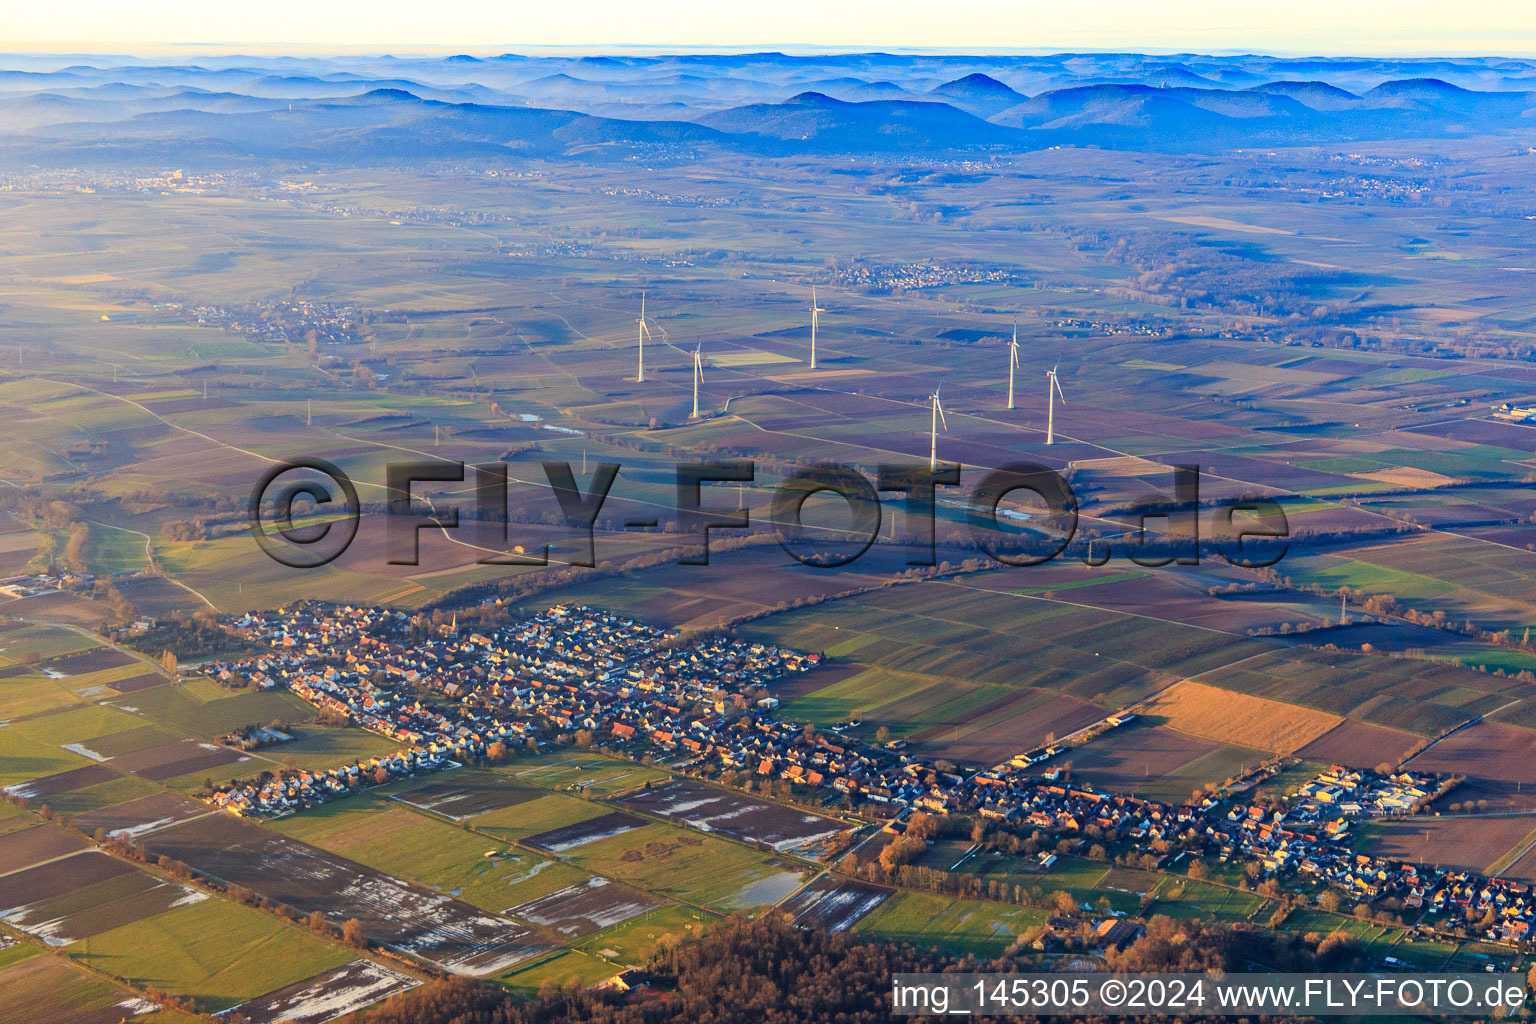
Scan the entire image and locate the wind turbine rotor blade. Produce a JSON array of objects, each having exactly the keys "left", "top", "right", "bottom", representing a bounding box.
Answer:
[
  {"left": 937, "top": 400, "right": 948, "bottom": 431},
  {"left": 1054, "top": 374, "right": 1066, "bottom": 403}
]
